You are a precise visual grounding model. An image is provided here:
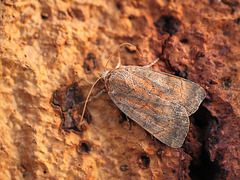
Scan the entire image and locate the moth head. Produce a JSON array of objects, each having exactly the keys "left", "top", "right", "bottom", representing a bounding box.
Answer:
[{"left": 101, "top": 70, "right": 110, "bottom": 81}]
